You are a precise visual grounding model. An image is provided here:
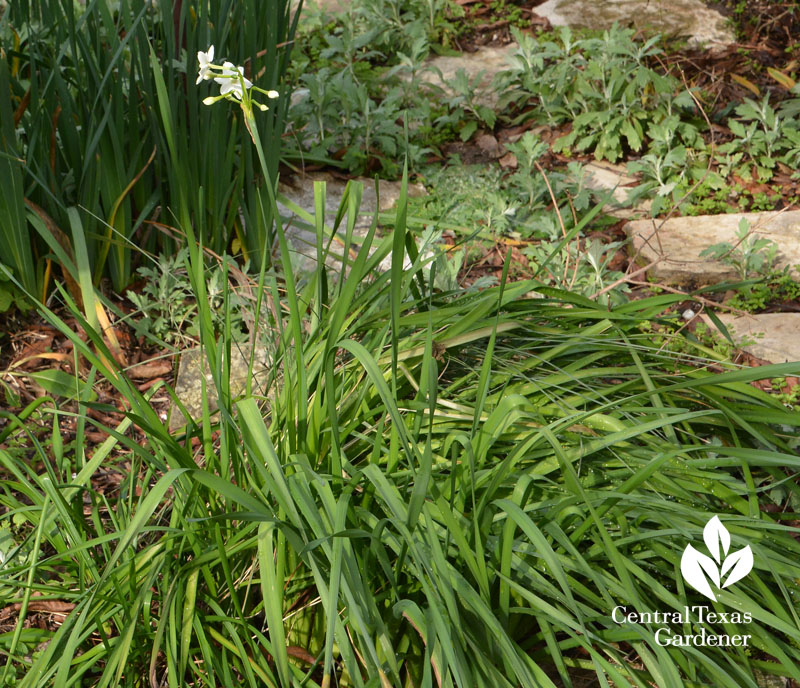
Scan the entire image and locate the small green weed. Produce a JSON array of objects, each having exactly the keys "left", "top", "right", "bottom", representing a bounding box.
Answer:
[
  {"left": 126, "top": 249, "right": 251, "bottom": 345},
  {"left": 726, "top": 268, "right": 800, "bottom": 312},
  {"left": 700, "top": 217, "right": 779, "bottom": 279}
]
